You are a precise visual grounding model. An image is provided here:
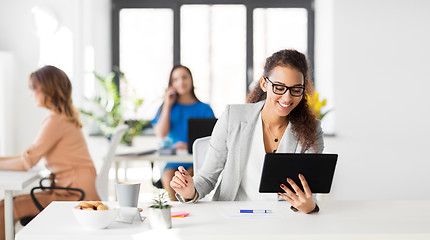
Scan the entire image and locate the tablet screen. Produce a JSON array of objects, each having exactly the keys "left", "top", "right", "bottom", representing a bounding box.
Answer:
[{"left": 258, "top": 153, "right": 338, "bottom": 194}]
